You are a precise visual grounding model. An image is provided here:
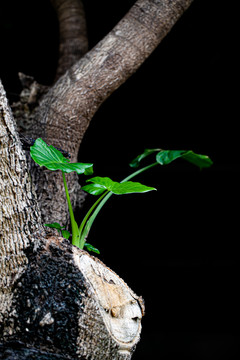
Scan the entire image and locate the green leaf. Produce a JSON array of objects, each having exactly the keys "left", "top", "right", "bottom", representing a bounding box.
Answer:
[
  {"left": 156, "top": 150, "right": 185, "bottom": 165},
  {"left": 182, "top": 151, "right": 213, "bottom": 169},
  {"left": 61, "top": 230, "right": 70, "bottom": 239},
  {"left": 44, "top": 222, "right": 65, "bottom": 230},
  {"left": 81, "top": 183, "right": 106, "bottom": 196},
  {"left": 111, "top": 181, "right": 156, "bottom": 194},
  {"left": 84, "top": 176, "right": 156, "bottom": 195},
  {"left": 83, "top": 166, "right": 94, "bottom": 176},
  {"left": 30, "top": 138, "right": 93, "bottom": 174},
  {"left": 129, "top": 148, "right": 161, "bottom": 168},
  {"left": 156, "top": 149, "right": 213, "bottom": 169},
  {"left": 84, "top": 242, "right": 100, "bottom": 254}
]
